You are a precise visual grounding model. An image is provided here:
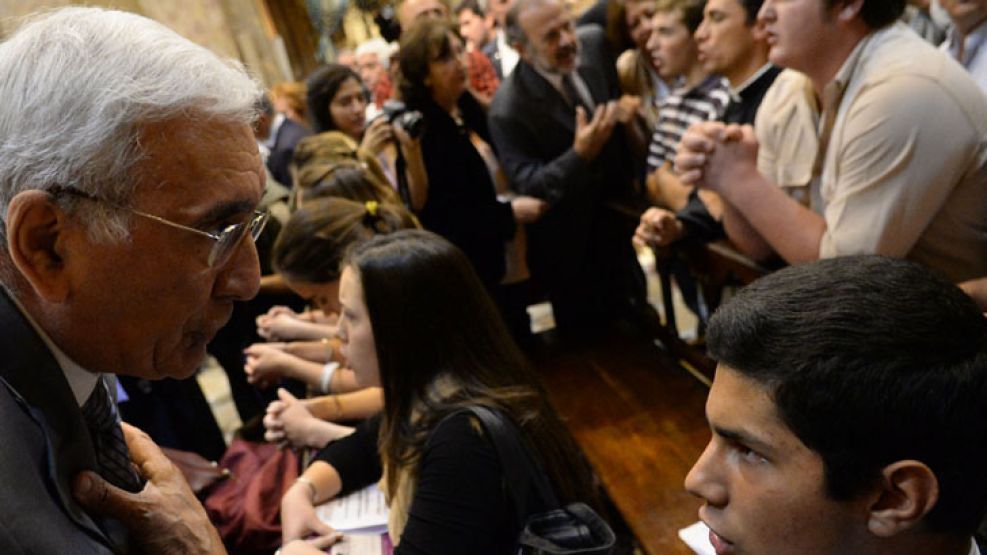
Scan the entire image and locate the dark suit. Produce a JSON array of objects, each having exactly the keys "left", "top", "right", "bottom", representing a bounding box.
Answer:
[
  {"left": 488, "top": 25, "right": 646, "bottom": 331},
  {"left": 266, "top": 117, "right": 311, "bottom": 188},
  {"left": 0, "top": 290, "right": 130, "bottom": 553}
]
